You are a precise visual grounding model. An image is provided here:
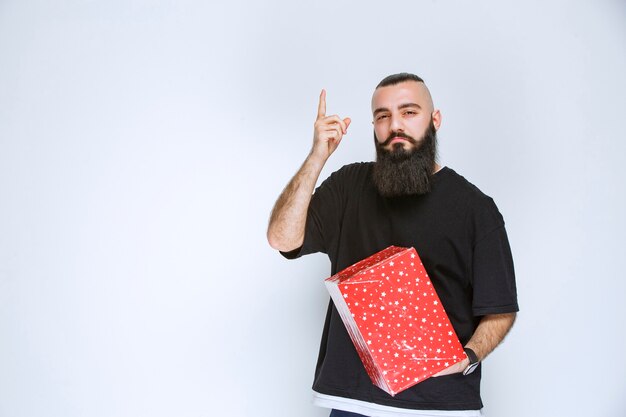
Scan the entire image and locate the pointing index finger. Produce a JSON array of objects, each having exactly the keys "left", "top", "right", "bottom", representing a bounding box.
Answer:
[{"left": 317, "top": 89, "right": 326, "bottom": 120}]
